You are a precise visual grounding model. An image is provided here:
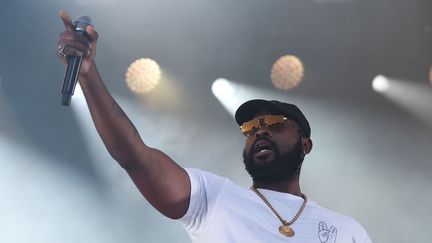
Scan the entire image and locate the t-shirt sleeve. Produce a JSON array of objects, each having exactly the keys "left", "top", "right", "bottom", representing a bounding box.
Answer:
[{"left": 176, "top": 168, "right": 228, "bottom": 236}]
